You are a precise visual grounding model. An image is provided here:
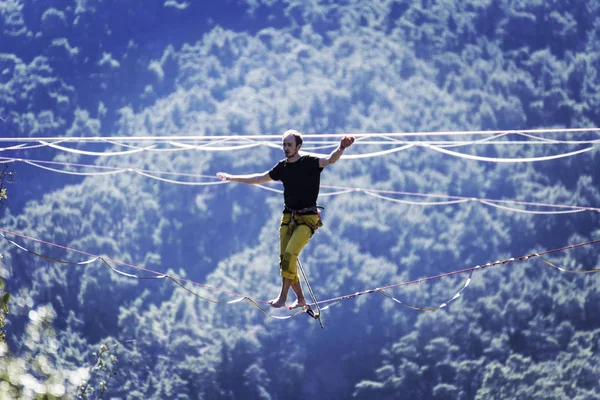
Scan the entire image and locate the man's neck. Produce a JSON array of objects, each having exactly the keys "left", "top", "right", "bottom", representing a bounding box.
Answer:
[{"left": 286, "top": 153, "right": 301, "bottom": 163}]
